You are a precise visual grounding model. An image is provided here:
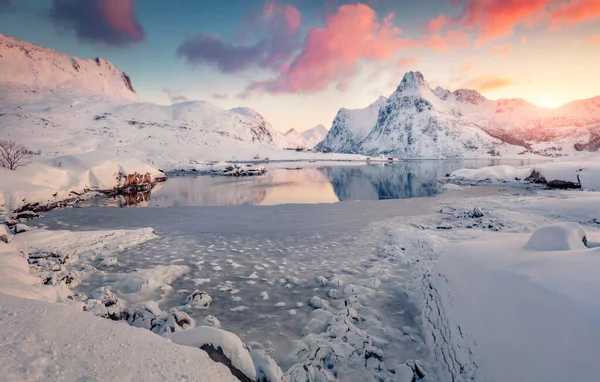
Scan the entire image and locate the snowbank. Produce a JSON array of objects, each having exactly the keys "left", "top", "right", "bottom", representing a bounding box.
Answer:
[
  {"left": 0, "top": 294, "right": 237, "bottom": 381},
  {"left": 0, "top": 149, "right": 163, "bottom": 218},
  {"left": 451, "top": 160, "right": 600, "bottom": 190},
  {"left": 435, "top": 224, "right": 600, "bottom": 381}
]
